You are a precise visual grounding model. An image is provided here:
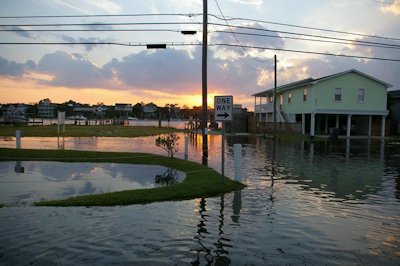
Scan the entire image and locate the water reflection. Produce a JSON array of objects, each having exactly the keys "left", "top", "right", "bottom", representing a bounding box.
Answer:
[
  {"left": 0, "top": 161, "right": 186, "bottom": 205},
  {"left": 192, "top": 198, "right": 212, "bottom": 265},
  {"left": 0, "top": 135, "right": 399, "bottom": 264},
  {"left": 14, "top": 161, "right": 24, "bottom": 173},
  {"left": 192, "top": 194, "right": 241, "bottom": 265},
  {"left": 231, "top": 190, "right": 241, "bottom": 223},
  {"left": 244, "top": 137, "right": 390, "bottom": 202},
  {"left": 155, "top": 168, "right": 178, "bottom": 186}
]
